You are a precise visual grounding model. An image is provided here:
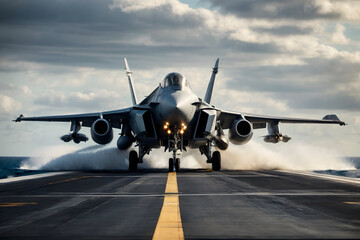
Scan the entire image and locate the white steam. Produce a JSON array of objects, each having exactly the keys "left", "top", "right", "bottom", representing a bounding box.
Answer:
[
  {"left": 20, "top": 144, "right": 207, "bottom": 171},
  {"left": 221, "top": 142, "right": 354, "bottom": 171},
  {"left": 21, "top": 141, "right": 354, "bottom": 171}
]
